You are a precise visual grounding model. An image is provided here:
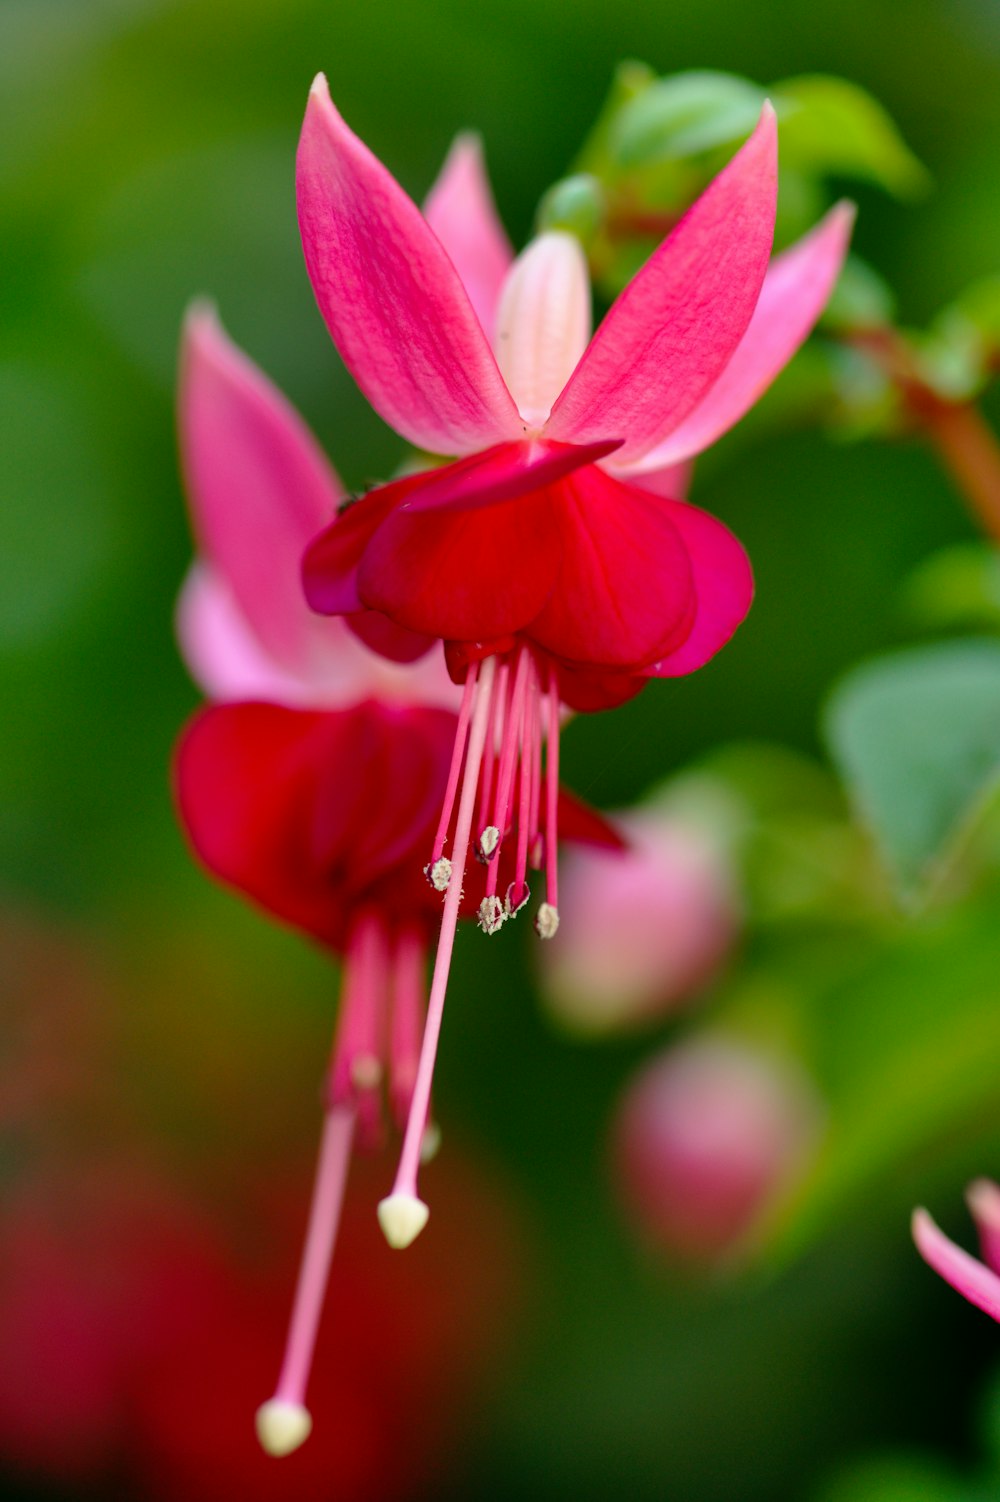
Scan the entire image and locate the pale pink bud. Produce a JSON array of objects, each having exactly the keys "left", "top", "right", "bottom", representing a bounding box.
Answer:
[
  {"left": 539, "top": 810, "right": 740, "bottom": 1036},
  {"left": 612, "top": 1037, "right": 824, "bottom": 1262}
]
